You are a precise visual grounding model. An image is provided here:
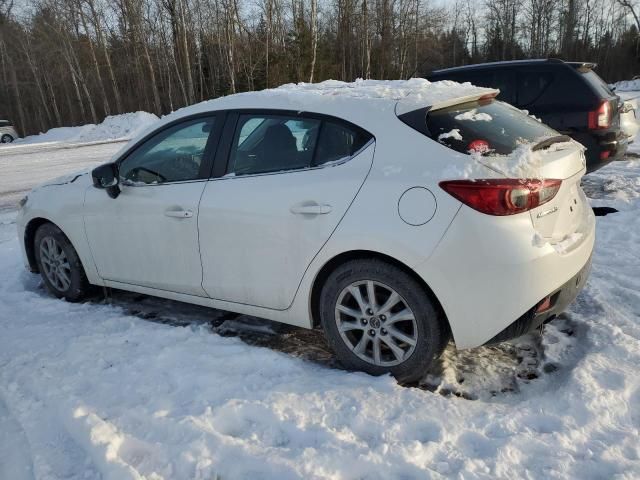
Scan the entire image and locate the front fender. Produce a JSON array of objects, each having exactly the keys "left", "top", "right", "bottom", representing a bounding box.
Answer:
[{"left": 17, "top": 179, "right": 102, "bottom": 286}]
